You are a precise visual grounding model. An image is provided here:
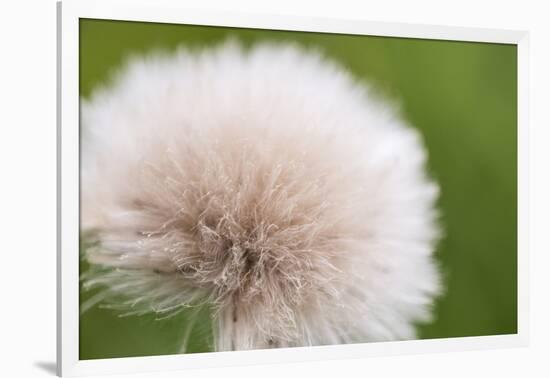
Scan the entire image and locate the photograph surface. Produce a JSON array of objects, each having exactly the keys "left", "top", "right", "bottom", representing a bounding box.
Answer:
[{"left": 78, "top": 18, "right": 517, "bottom": 359}]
